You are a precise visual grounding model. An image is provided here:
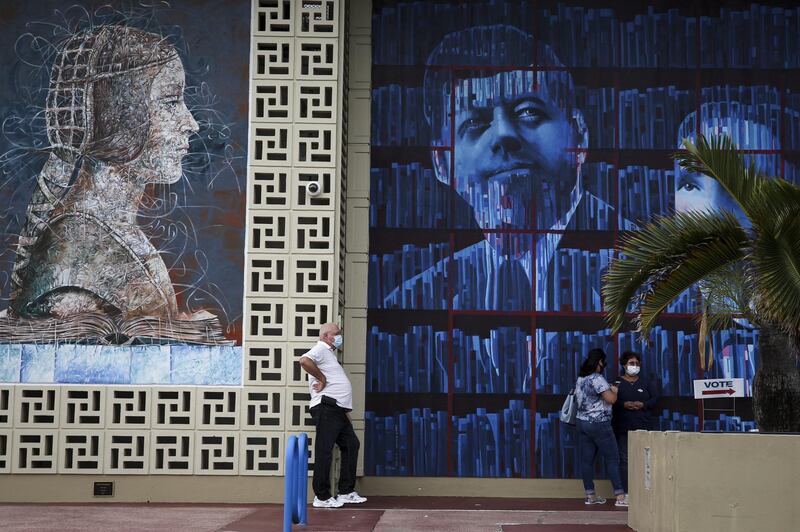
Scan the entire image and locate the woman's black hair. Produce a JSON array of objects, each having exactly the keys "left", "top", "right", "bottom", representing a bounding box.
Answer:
[
  {"left": 620, "top": 351, "right": 642, "bottom": 367},
  {"left": 579, "top": 348, "right": 607, "bottom": 377}
]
